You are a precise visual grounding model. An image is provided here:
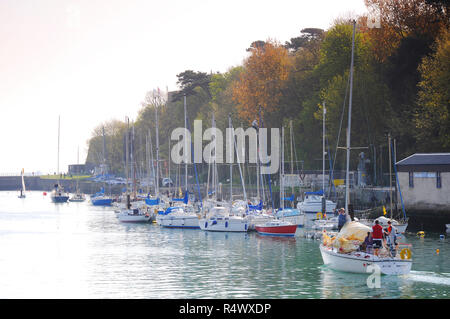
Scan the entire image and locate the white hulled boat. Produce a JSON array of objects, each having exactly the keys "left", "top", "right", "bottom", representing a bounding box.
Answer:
[
  {"left": 312, "top": 216, "right": 338, "bottom": 231},
  {"left": 296, "top": 191, "right": 337, "bottom": 221},
  {"left": 199, "top": 206, "right": 248, "bottom": 232},
  {"left": 117, "top": 207, "right": 151, "bottom": 223},
  {"left": 69, "top": 193, "right": 86, "bottom": 202},
  {"left": 232, "top": 200, "right": 274, "bottom": 231},
  {"left": 319, "top": 243, "right": 412, "bottom": 275},
  {"left": 359, "top": 216, "right": 408, "bottom": 234},
  {"left": 157, "top": 205, "right": 200, "bottom": 229},
  {"left": 117, "top": 117, "right": 151, "bottom": 223}
]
